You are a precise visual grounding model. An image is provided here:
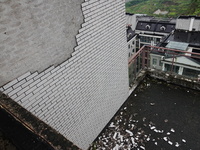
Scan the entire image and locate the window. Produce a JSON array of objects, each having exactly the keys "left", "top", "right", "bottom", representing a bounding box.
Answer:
[
  {"left": 128, "top": 44, "right": 130, "bottom": 49},
  {"left": 153, "top": 58, "right": 157, "bottom": 65},
  {"left": 140, "top": 36, "right": 152, "bottom": 43},
  {"left": 164, "top": 64, "right": 179, "bottom": 73},
  {"left": 160, "top": 26, "right": 166, "bottom": 31},
  {"left": 146, "top": 25, "right": 151, "bottom": 30},
  {"left": 183, "top": 68, "right": 200, "bottom": 78},
  {"left": 132, "top": 40, "right": 135, "bottom": 45},
  {"left": 159, "top": 60, "right": 163, "bottom": 66}
]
